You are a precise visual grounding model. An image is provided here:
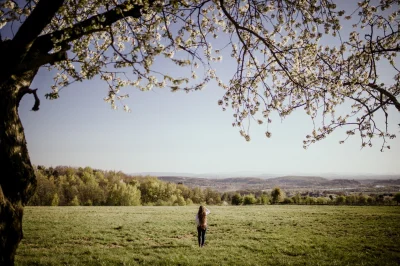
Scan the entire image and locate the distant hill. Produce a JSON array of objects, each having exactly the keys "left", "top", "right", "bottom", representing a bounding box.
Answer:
[
  {"left": 157, "top": 175, "right": 400, "bottom": 193},
  {"left": 132, "top": 172, "right": 399, "bottom": 180},
  {"left": 268, "top": 176, "right": 326, "bottom": 182},
  {"left": 158, "top": 176, "right": 268, "bottom": 191},
  {"left": 266, "top": 176, "right": 326, "bottom": 186}
]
